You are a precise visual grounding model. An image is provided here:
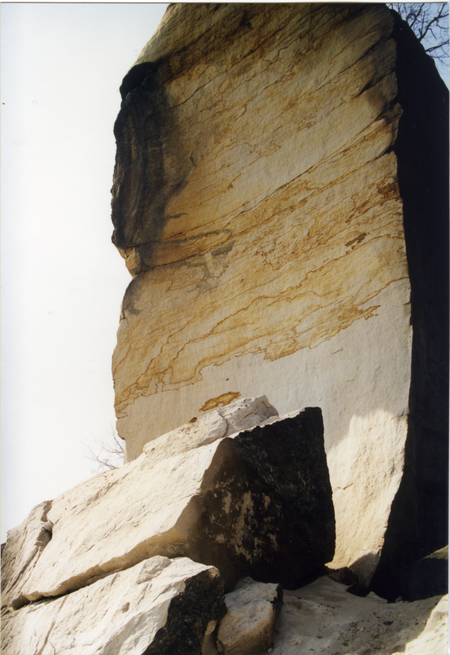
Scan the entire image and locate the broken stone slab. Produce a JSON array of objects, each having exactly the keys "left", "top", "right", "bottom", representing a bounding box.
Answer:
[
  {"left": 1, "top": 500, "right": 53, "bottom": 609},
  {"left": 143, "top": 395, "right": 278, "bottom": 467},
  {"left": 217, "top": 577, "right": 283, "bottom": 655},
  {"left": 7, "top": 405, "right": 334, "bottom": 607},
  {"left": 2, "top": 556, "right": 226, "bottom": 655},
  {"left": 4, "top": 396, "right": 275, "bottom": 608}
]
